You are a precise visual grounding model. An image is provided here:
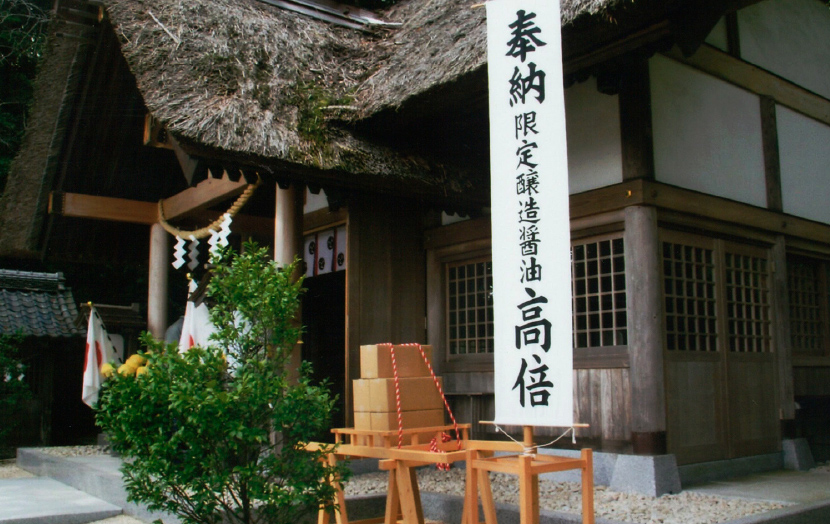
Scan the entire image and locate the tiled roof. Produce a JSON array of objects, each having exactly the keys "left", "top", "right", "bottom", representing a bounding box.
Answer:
[{"left": 0, "top": 269, "right": 82, "bottom": 338}]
